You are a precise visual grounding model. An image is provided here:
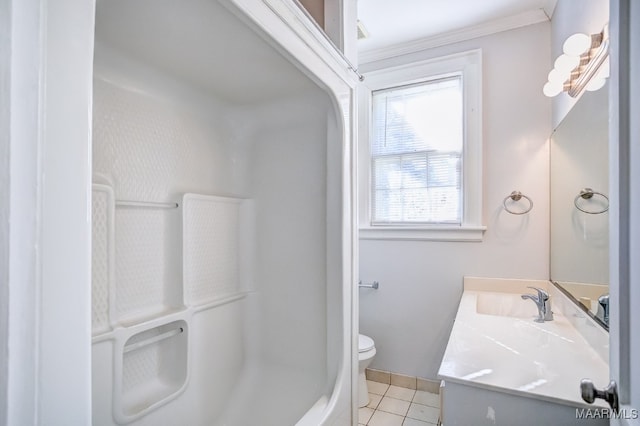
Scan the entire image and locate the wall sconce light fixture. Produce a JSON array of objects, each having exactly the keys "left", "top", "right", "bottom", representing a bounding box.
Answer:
[{"left": 543, "top": 25, "right": 609, "bottom": 98}]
